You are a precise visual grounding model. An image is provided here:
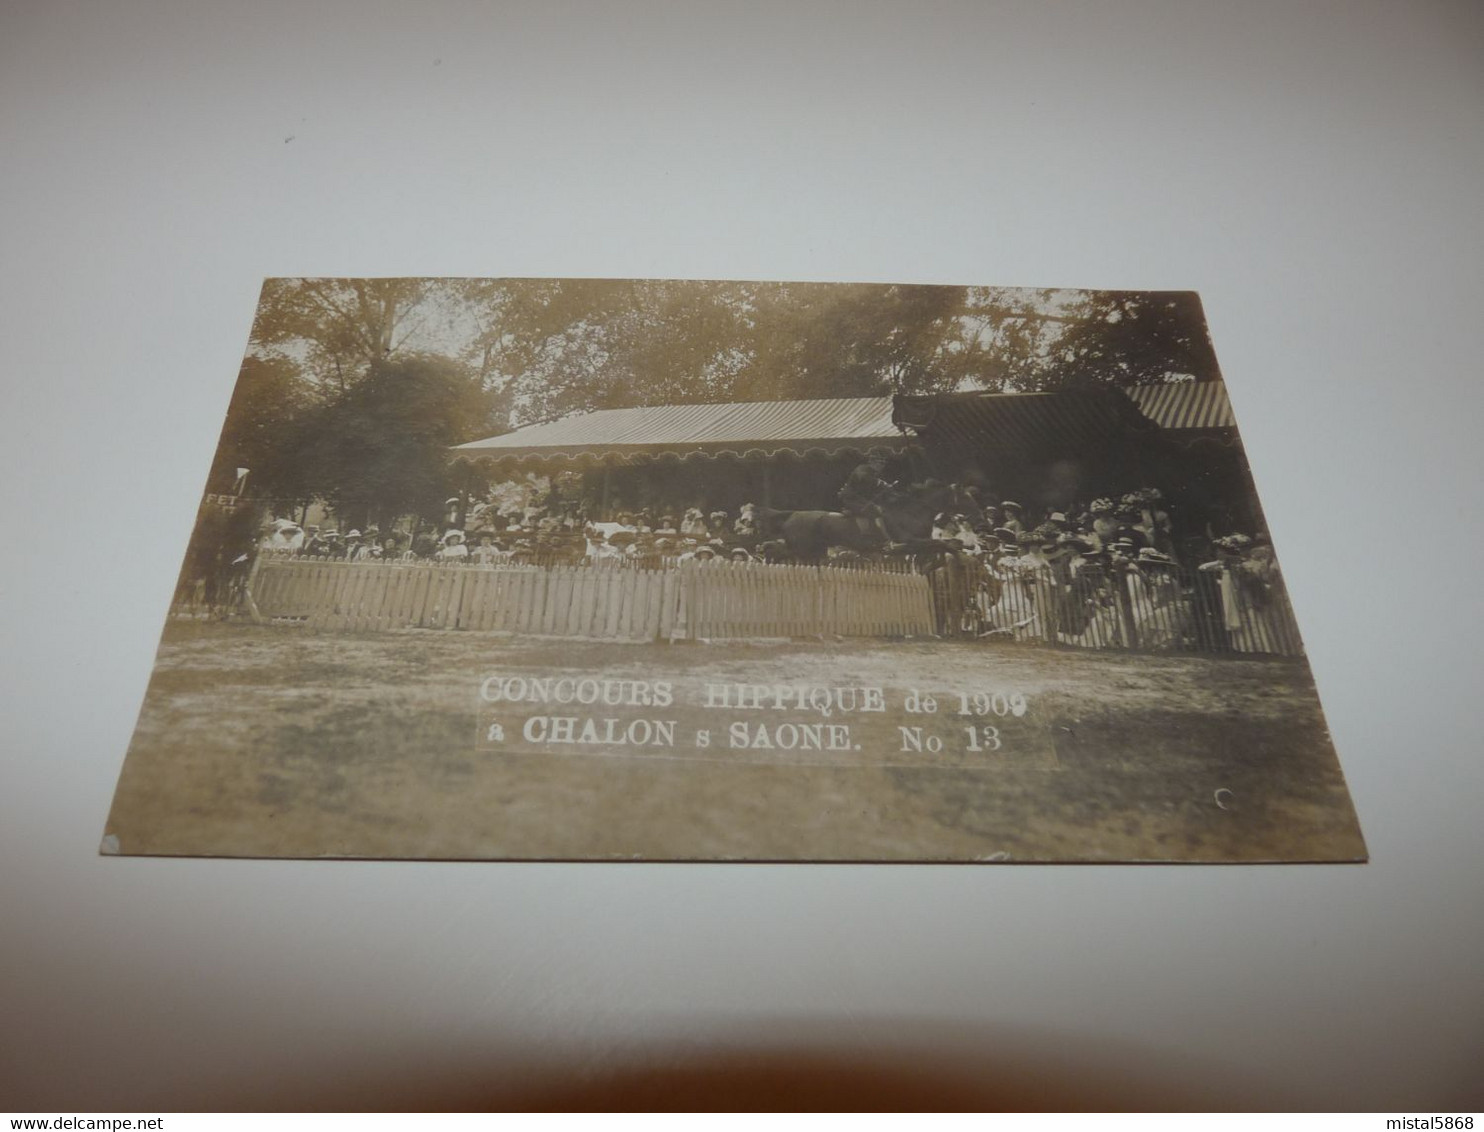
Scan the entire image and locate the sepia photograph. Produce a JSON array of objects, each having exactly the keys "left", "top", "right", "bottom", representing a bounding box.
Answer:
[
  {"left": 13, "top": 0, "right": 1482, "bottom": 1113},
  {"left": 104, "top": 278, "right": 1365, "bottom": 862}
]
